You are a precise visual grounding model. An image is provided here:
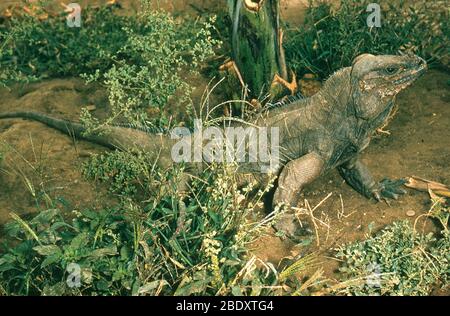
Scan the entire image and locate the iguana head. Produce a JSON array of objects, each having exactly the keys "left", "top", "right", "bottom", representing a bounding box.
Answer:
[{"left": 350, "top": 53, "right": 427, "bottom": 120}]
